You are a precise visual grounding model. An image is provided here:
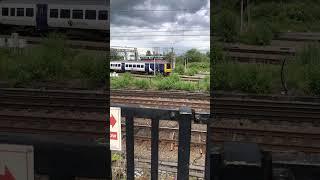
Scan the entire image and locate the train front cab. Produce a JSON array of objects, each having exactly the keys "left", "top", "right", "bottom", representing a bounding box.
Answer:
[{"left": 164, "top": 63, "right": 172, "bottom": 75}]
